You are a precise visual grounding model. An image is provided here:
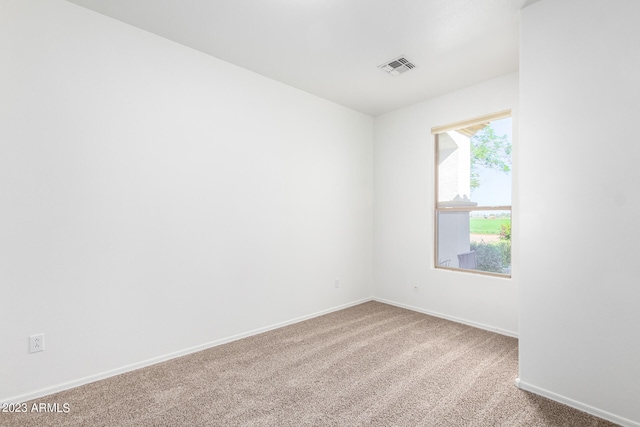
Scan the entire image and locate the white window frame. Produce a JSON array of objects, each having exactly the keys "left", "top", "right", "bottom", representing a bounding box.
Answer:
[{"left": 433, "top": 110, "right": 512, "bottom": 278}]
